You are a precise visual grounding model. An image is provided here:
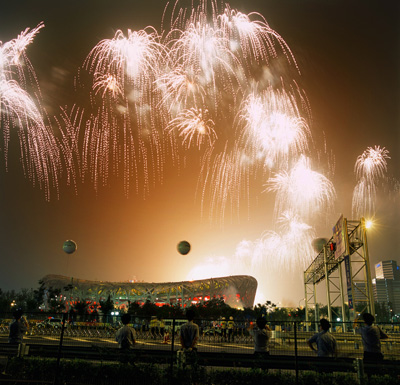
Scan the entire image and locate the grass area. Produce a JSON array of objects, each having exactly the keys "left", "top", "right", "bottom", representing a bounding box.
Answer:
[{"left": 1, "top": 356, "right": 400, "bottom": 385}]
